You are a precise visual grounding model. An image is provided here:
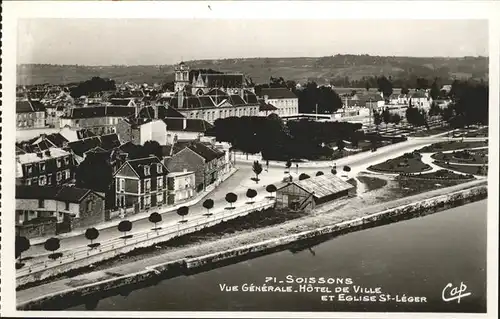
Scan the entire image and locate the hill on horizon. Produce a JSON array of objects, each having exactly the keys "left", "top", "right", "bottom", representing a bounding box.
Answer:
[{"left": 17, "top": 54, "right": 488, "bottom": 86}]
